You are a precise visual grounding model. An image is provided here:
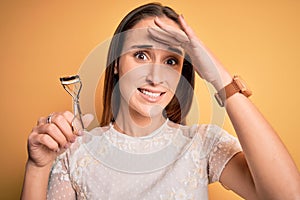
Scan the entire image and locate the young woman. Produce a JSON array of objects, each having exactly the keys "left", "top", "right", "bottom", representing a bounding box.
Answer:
[{"left": 21, "top": 3, "right": 300, "bottom": 200}]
